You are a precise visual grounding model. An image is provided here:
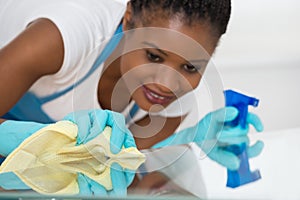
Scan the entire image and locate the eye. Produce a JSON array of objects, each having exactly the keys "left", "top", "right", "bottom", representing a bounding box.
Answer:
[
  {"left": 146, "top": 50, "right": 163, "bottom": 62},
  {"left": 182, "top": 64, "right": 198, "bottom": 73}
]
